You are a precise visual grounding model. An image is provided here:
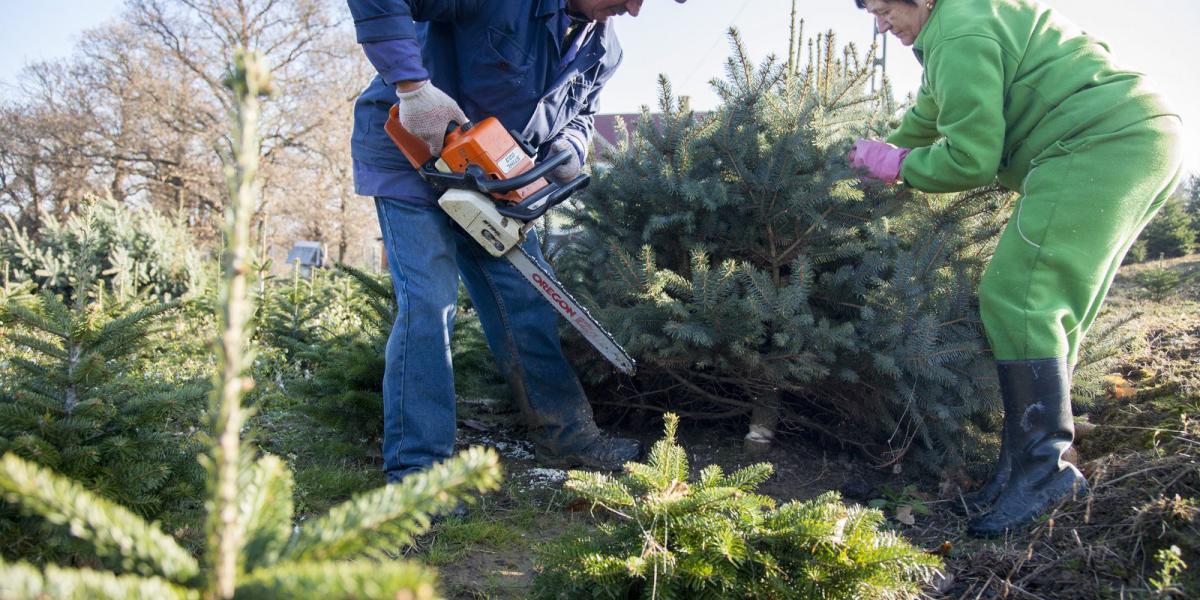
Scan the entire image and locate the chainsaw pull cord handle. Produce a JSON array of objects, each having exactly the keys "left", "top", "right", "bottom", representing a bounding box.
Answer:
[
  {"left": 444, "top": 119, "right": 471, "bottom": 140},
  {"left": 429, "top": 120, "right": 469, "bottom": 174}
]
